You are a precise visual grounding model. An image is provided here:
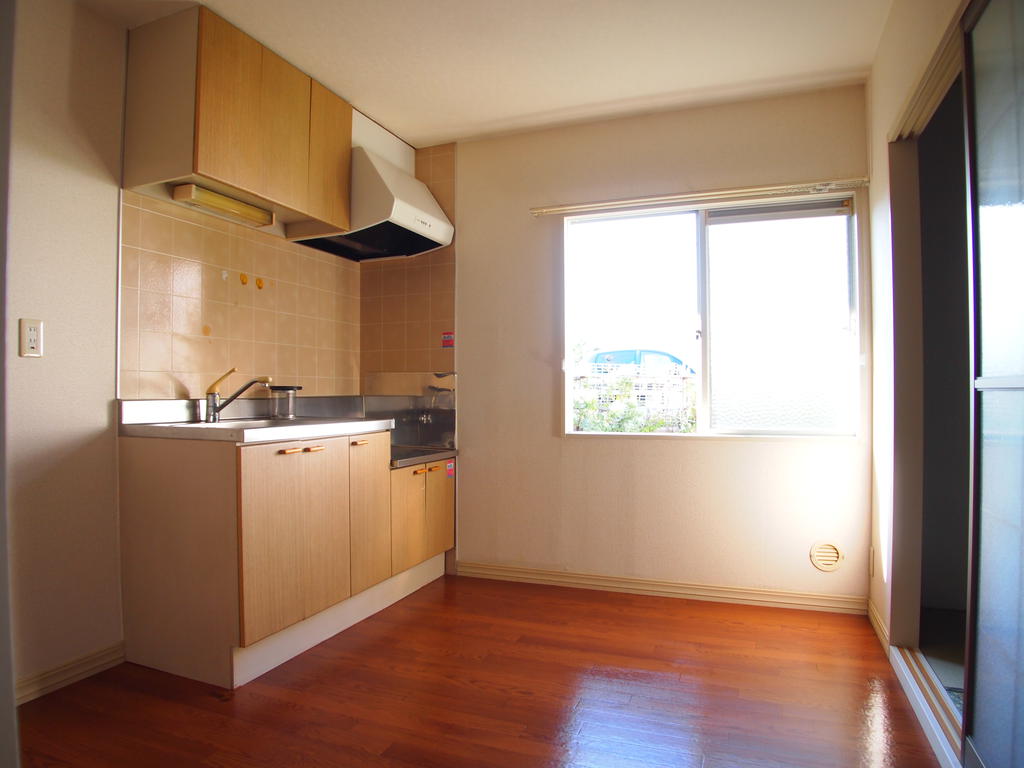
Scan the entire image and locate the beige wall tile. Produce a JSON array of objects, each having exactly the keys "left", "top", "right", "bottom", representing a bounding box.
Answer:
[
  {"left": 254, "top": 309, "right": 276, "bottom": 343},
  {"left": 121, "top": 287, "right": 139, "bottom": 331},
  {"left": 317, "top": 319, "right": 337, "bottom": 349},
  {"left": 171, "top": 258, "right": 202, "bottom": 298},
  {"left": 139, "top": 210, "right": 173, "bottom": 253},
  {"left": 229, "top": 339, "right": 255, "bottom": 373},
  {"left": 296, "top": 285, "right": 318, "bottom": 318},
  {"left": 119, "top": 370, "right": 140, "bottom": 399},
  {"left": 229, "top": 304, "right": 254, "bottom": 341},
  {"left": 138, "top": 372, "right": 174, "bottom": 398},
  {"left": 381, "top": 322, "right": 405, "bottom": 351},
  {"left": 202, "top": 265, "right": 230, "bottom": 303},
  {"left": 139, "top": 331, "right": 171, "bottom": 371},
  {"left": 297, "top": 254, "right": 318, "bottom": 287},
  {"left": 276, "top": 282, "right": 298, "bottom": 314},
  {"left": 121, "top": 204, "right": 140, "bottom": 248},
  {"left": 202, "top": 300, "right": 231, "bottom": 339},
  {"left": 406, "top": 350, "right": 431, "bottom": 372},
  {"left": 202, "top": 229, "right": 231, "bottom": 268},
  {"left": 173, "top": 220, "right": 203, "bottom": 262},
  {"left": 229, "top": 237, "right": 253, "bottom": 274},
  {"left": 406, "top": 321, "right": 431, "bottom": 350},
  {"left": 361, "top": 349, "right": 382, "bottom": 373},
  {"left": 277, "top": 250, "right": 298, "bottom": 283},
  {"left": 380, "top": 268, "right": 405, "bottom": 296},
  {"left": 381, "top": 350, "right": 405, "bottom": 371},
  {"left": 316, "top": 289, "right": 336, "bottom": 320},
  {"left": 253, "top": 278, "right": 277, "bottom": 311},
  {"left": 121, "top": 247, "right": 140, "bottom": 289},
  {"left": 276, "top": 313, "right": 298, "bottom": 346},
  {"left": 360, "top": 266, "right": 381, "bottom": 297},
  {"left": 276, "top": 345, "right": 297, "bottom": 378},
  {"left": 253, "top": 341, "right": 276, "bottom": 377},
  {"left": 230, "top": 272, "right": 254, "bottom": 307},
  {"left": 120, "top": 329, "right": 139, "bottom": 372},
  {"left": 171, "top": 334, "right": 203, "bottom": 373},
  {"left": 407, "top": 265, "right": 429, "bottom": 295},
  {"left": 430, "top": 263, "right": 455, "bottom": 294},
  {"left": 430, "top": 292, "right": 454, "bottom": 321},
  {"left": 360, "top": 322, "right": 382, "bottom": 352},
  {"left": 314, "top": 348, "right": 333, "bottom": 378},
  {"left": 296, "top": 315, "right": 317, "bottom": 347},
  {"left": 430, "top": 348, "right": 454, "bottom": 371},
  {"left": 252, "top": 244, "right": 277, "bottom": 279},
  {"left": 406, "top": 294, "right": 430, "bottom": 324},
  {"left": 381, "top": 294, "right": 405, "bottom": 322},
  {"left": 294, "top": 348, "right": 313, "bottom": 376},
  {"left": 361, "top": 296, "right": 382, "bottom": 325},
  {"left": 139, "top": 291, "right": 171, "bottom": 332},
  {"left": 172, "top": 296, "right": 202, "bottom": 336},
  {"left": 139, "top": 251, "right": 172, "bottom": 293}
]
